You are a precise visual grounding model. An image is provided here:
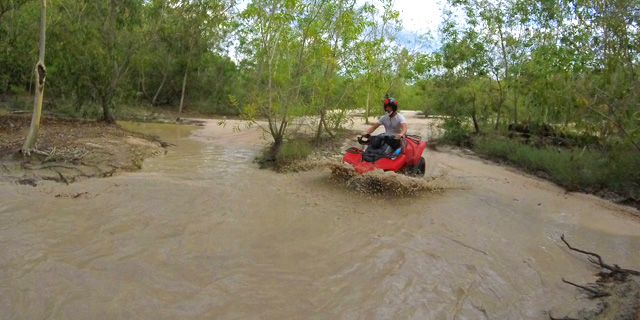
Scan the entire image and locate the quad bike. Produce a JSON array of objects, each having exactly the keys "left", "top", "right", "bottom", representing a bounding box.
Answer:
[{"left": 343, "top": 133, "right": 427, "bottom": 176}]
